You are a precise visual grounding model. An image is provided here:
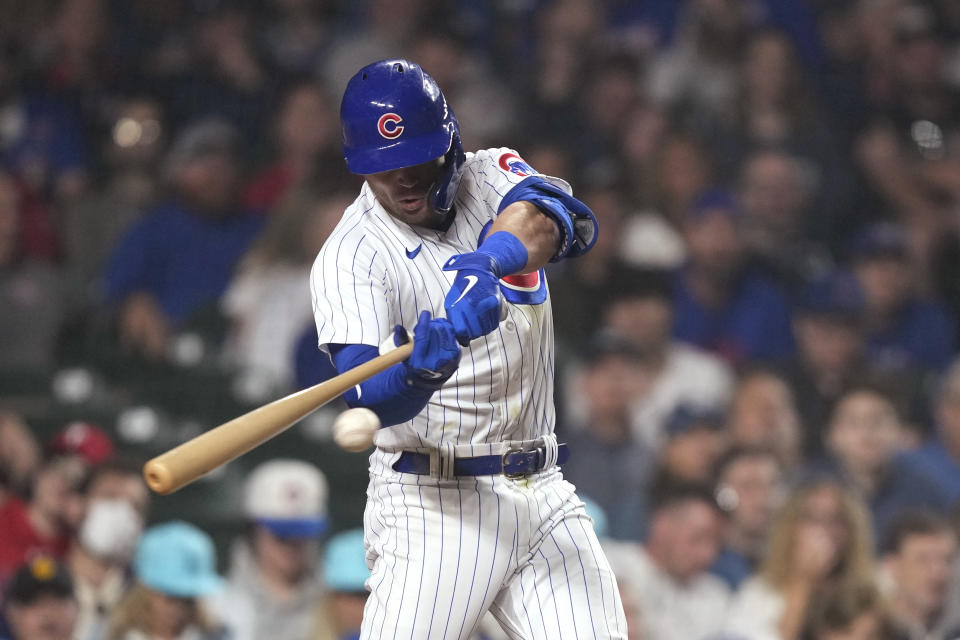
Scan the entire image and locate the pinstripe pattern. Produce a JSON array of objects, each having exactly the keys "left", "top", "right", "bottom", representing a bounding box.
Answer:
[
  {"left": 360, "top": 471, "right": 626, "bottom": 639},
  {"left": 312, "top": 148, "right": 626, "bottom": 639}
]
